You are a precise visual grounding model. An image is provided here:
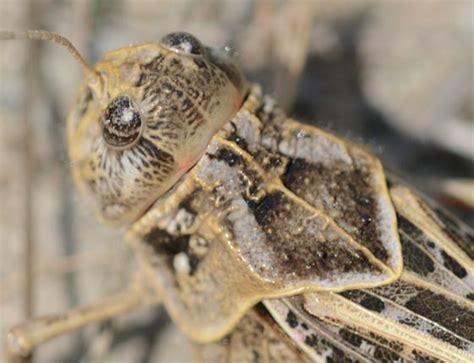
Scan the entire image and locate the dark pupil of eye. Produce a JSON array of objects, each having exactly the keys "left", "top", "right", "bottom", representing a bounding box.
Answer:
[
  {"left": 103, "top": 96, "right": 142, "bottom": 148},
  {"left": 161, "top": 32, "right": 202, "bottom": 55}
]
